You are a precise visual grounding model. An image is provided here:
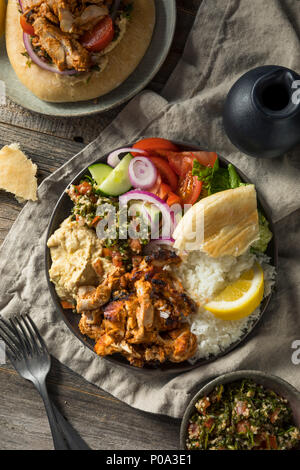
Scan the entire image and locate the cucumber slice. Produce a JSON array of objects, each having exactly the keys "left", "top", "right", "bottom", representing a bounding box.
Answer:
[
  {"left": 99, "top": 153, "right": 133, "bottom": 196},
  {"left": 88, "top": 163, "right": 113, "bottom": 185}
]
